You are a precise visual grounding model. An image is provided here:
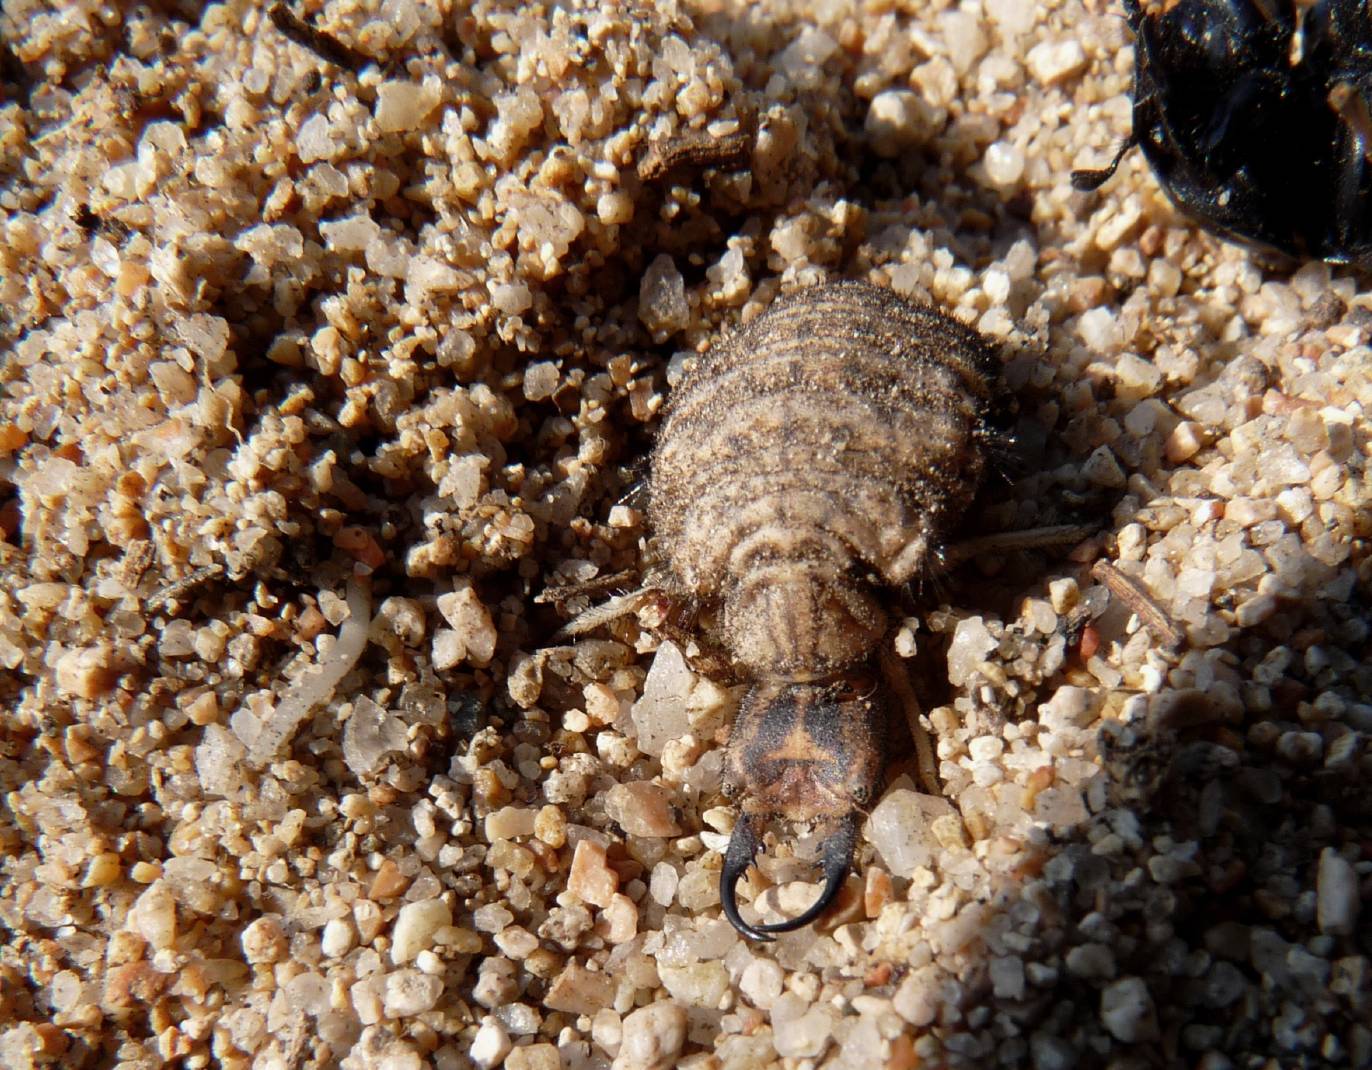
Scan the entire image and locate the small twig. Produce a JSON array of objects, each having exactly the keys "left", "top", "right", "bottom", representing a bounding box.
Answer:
[
  {"left": 145, "top": 564, "right": 225, "bottom": 614},
  {"left": 637, "top": 110, "right": 756, "bottom": 182},
  {"left": 1090, "top": 559, "right": 1185, "bottom": 650},
  {"left": 268, "top": 3, "right": 369, "bottom": 72},
  {"left": 879, "top": 644, "right": 939, "bottom": 797},
  {"left": 118, "top": 539, "right": 156, "bottom": 590}
]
